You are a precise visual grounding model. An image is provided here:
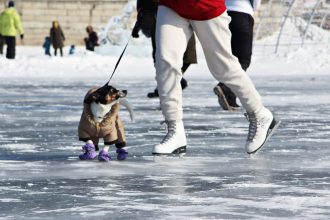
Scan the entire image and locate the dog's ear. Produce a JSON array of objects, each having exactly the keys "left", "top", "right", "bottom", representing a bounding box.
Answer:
[
  {"left": 84, "top": 90, "right": 100, "bottom": 103},
  {"left": 102, "top": 84, "right": 120, "bottom": 95},
  {"left": 97, "top": 84, "right": 113, "bottom": 95},
  {"left": 84, "top": 94, "right": 96, "bottom": 103}
]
